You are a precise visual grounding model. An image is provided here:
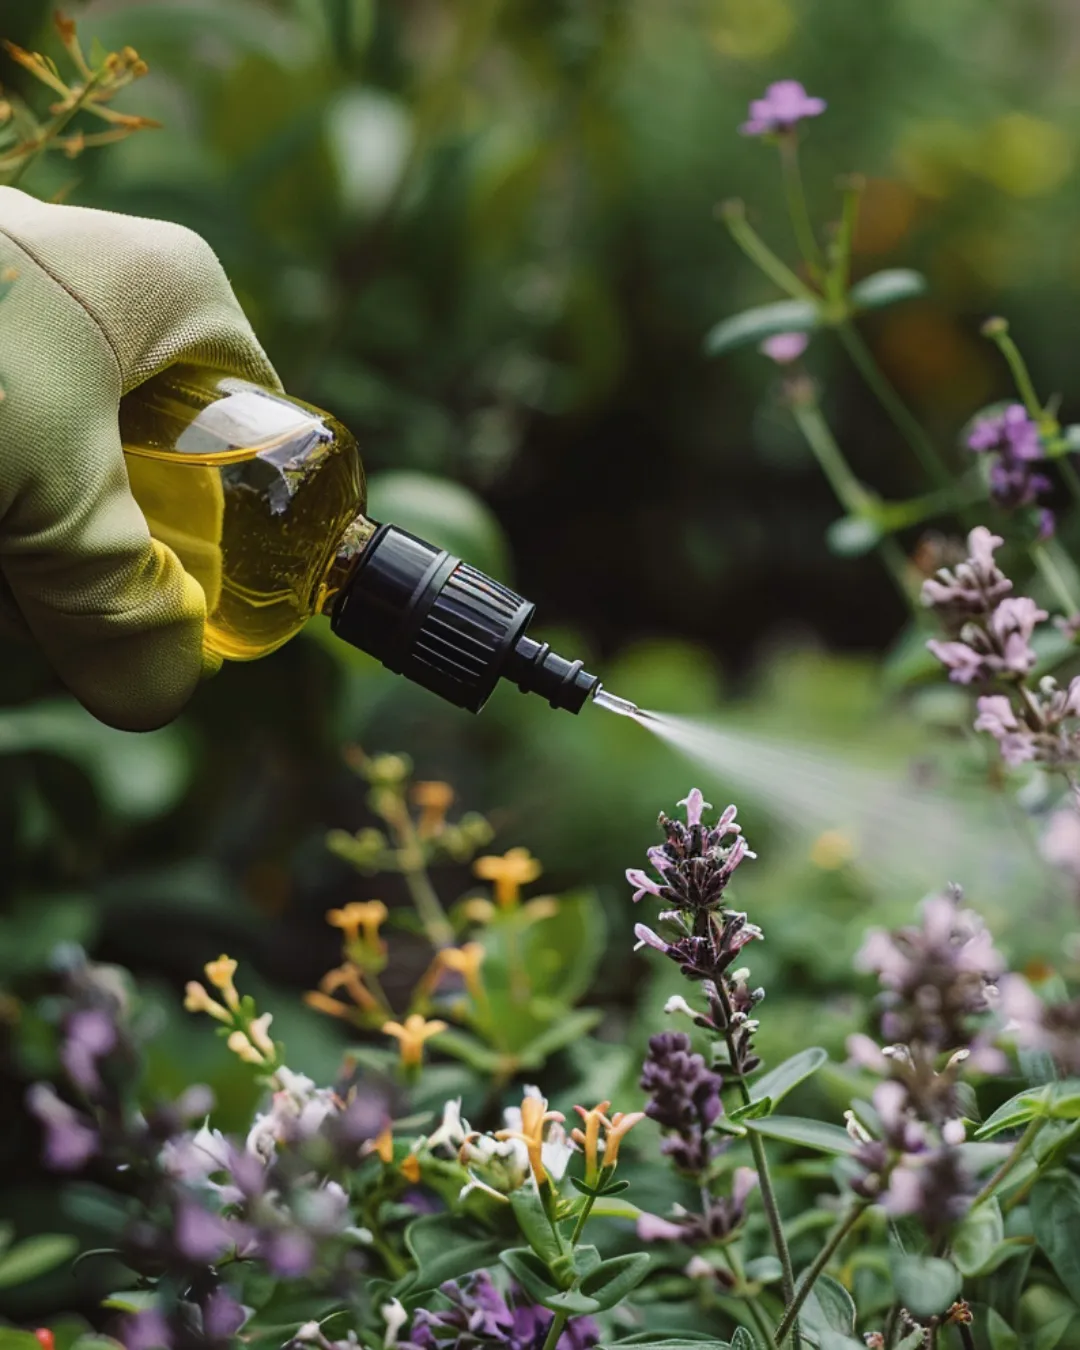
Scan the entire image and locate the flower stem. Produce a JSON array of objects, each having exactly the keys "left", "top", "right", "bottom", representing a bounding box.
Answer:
[
  {"left": 971, "top": 1115, "right": 1046, "bottom": 1208},
  {"left": 779, "top": 133, "right": 823, "bottom": 281},
  {"left": 1030, "top": 540, "right": 1080, "bottom": 617},
  {"left": 983, "top": 323, "right": 1046, "bottom": 426},
  {"left": 2, "top": 68, "right": 105, "bottom": 189},
  {"left": 384, "top": 801, "right": 455, "bottom": 949},
  {"left": 774, "top": 1200, "right": 871, "bottom": 1344},
  {"left": 720, "top": 203, "right": 820, "bottom": 304},
  {"left": 570, "top": 1193, "right": 597, "bottom": 1245},
  {"left": 719, "top": 1245, "right": 781, "bottom": 1350},
  {"left": 836, "top": 322, "right": 951, "bottom": 488},
  {"left": 541, "top": 1313, "right": 568, "bottom": 1350}
]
